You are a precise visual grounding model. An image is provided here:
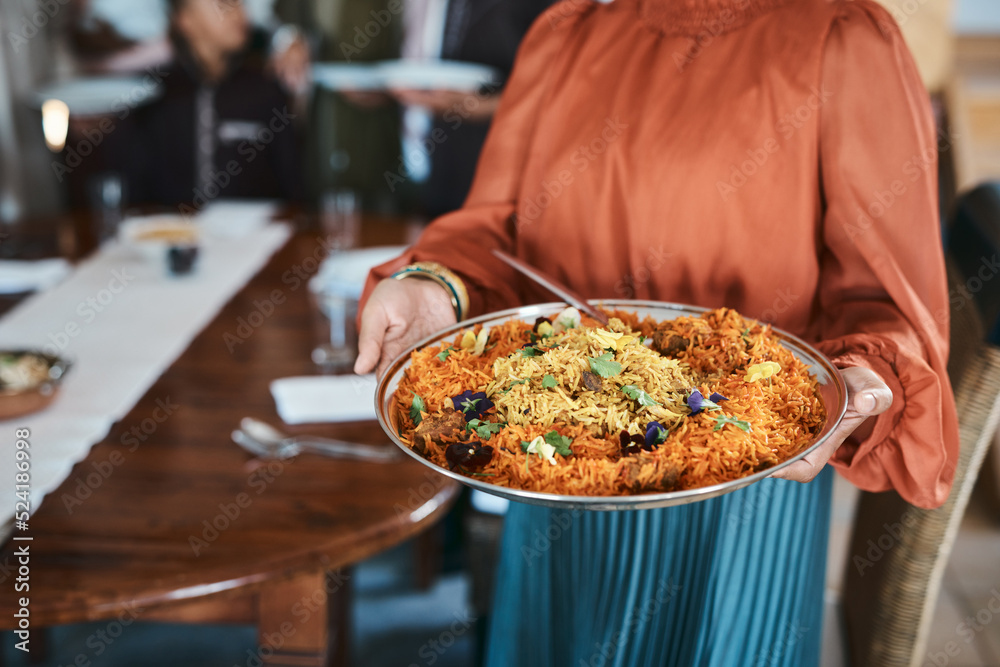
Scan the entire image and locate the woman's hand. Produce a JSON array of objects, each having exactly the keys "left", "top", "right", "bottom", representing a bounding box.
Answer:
[
  {"left": 769, "top": 366, "right": 893, "bottom": 483},
  {"left": 354, "top": 278, "right": 457, "bottom": 378}
]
